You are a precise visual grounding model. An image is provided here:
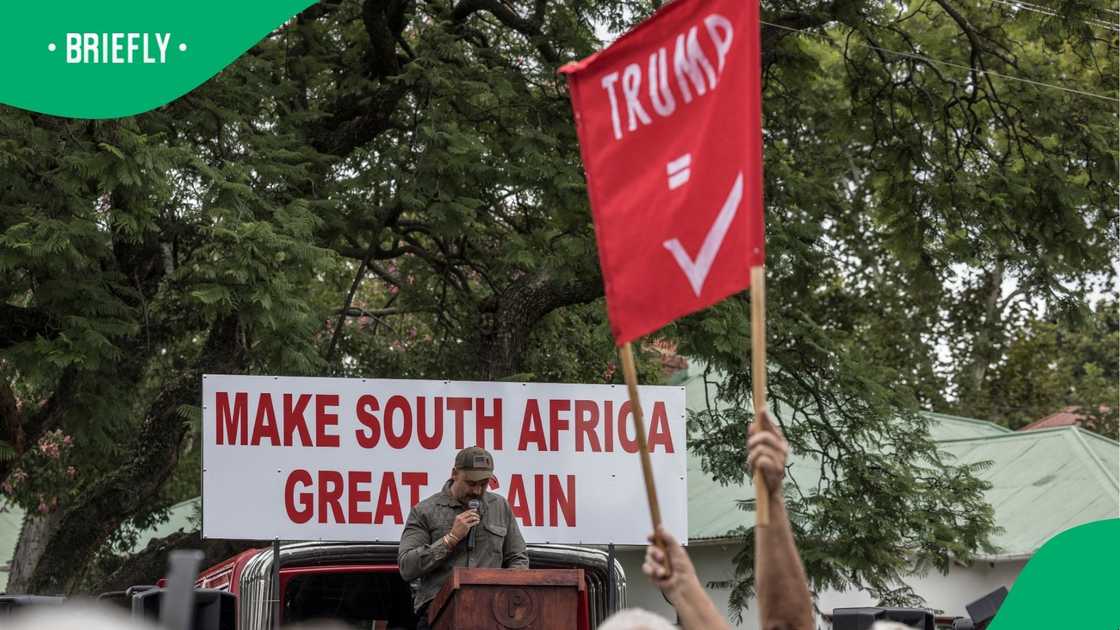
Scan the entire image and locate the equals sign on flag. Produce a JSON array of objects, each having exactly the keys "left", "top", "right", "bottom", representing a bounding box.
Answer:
[{"left": 666, "top": 153, "right": 691, "bottom": 190}]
